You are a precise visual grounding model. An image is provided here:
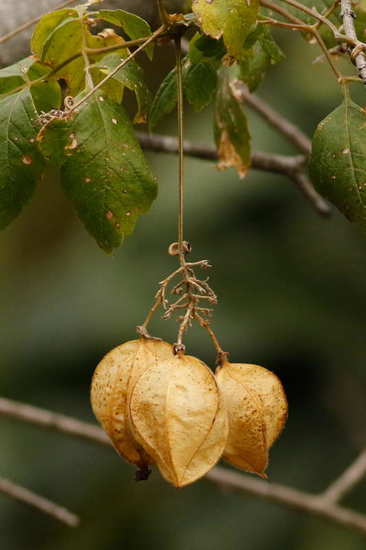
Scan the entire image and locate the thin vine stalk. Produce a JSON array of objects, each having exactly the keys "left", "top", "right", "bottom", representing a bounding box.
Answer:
[
  {"left": 69, "top": 25, "right": 166, "bottom": 112},
  {"left": 258, "top": 0, "right": 342, "bottom": 80},
  {"left": 1, "top": 36, "right": 157, "bottom": 101},
  {"left": 175, "top": 34, "right": 185, "bottom": 264}
]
